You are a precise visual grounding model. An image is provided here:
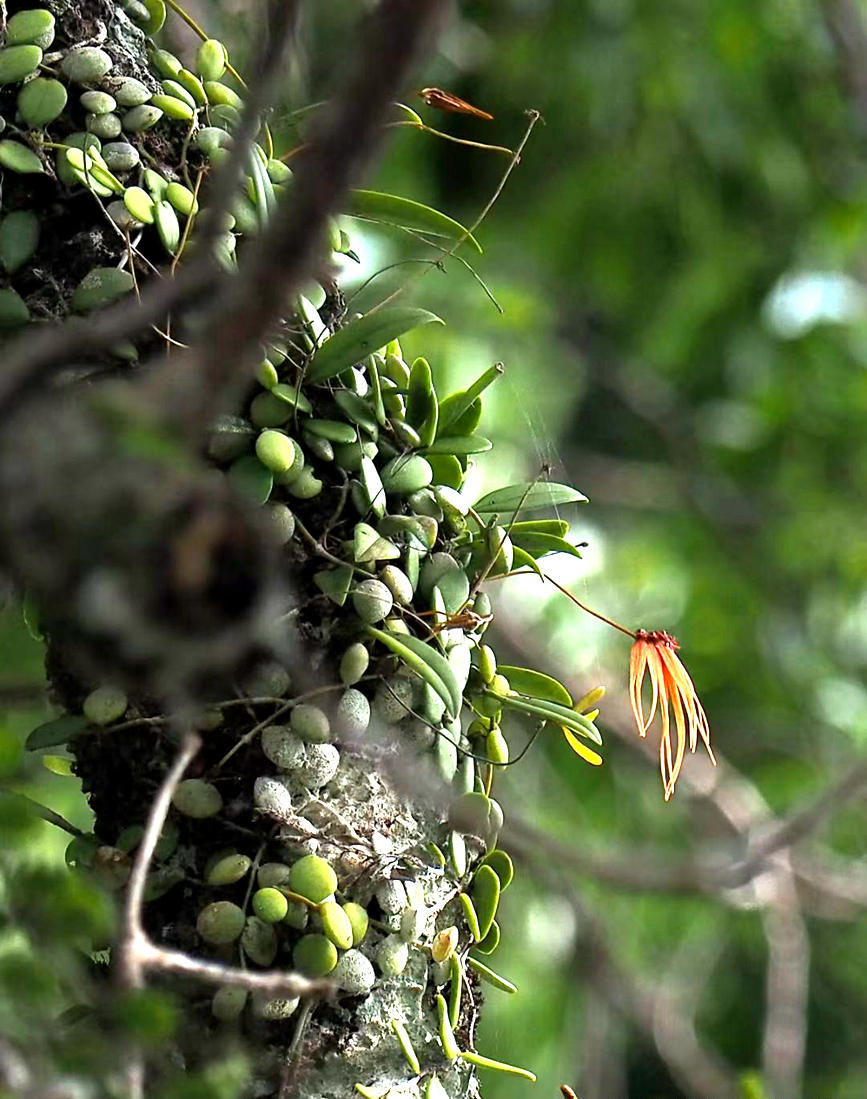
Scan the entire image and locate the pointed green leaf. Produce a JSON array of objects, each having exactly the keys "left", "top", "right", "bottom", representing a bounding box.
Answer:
[
  {"left": 499, "top": 692, "right": 602, "bottom": 744},
  {"left": 26, "top": 715, "right": 88, "bottom": 751},
  {"left": 423, "top": 434, "right": 492, "bottom": 456},
  {"left": 510, "top": 544, "right": 543, "bottom": 578},
  {"left": 334, "top": 390, "right": 379, "bottom": 438},
  {"left": 508, "top": 532, "right": 583, "bottom": 560},
  {"left": 497, "top": 666, "right": 572, "bottom": 707},
  {"left": 474, "top": 482, "right": 588, "bottom": 515},
  {"left": 459, "top": 1051, "right": 535, "bottom": 1081},
  {"left": 509, "top": 518, "right": 570, "bottom": 538},
  {"left": 366, "top": 627, "right": 461, "bottom": 719},
  {"left": 436, "top": 363, "right": 503, "bottom": 435},
  {"left": 345, "top": 190, "right": 482, "bottom": 253},
  {"left": 466, "top": 956, "right": 517, "bottom": 994},
  {"left": 307, "top": 308, "right": 443, "bottom": 382},
  {"left": 359, "top": 455, "right": 386, "bottom": 518},
  {"left": 314, "top": 564, "right": 354, "bottom": 606}
]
